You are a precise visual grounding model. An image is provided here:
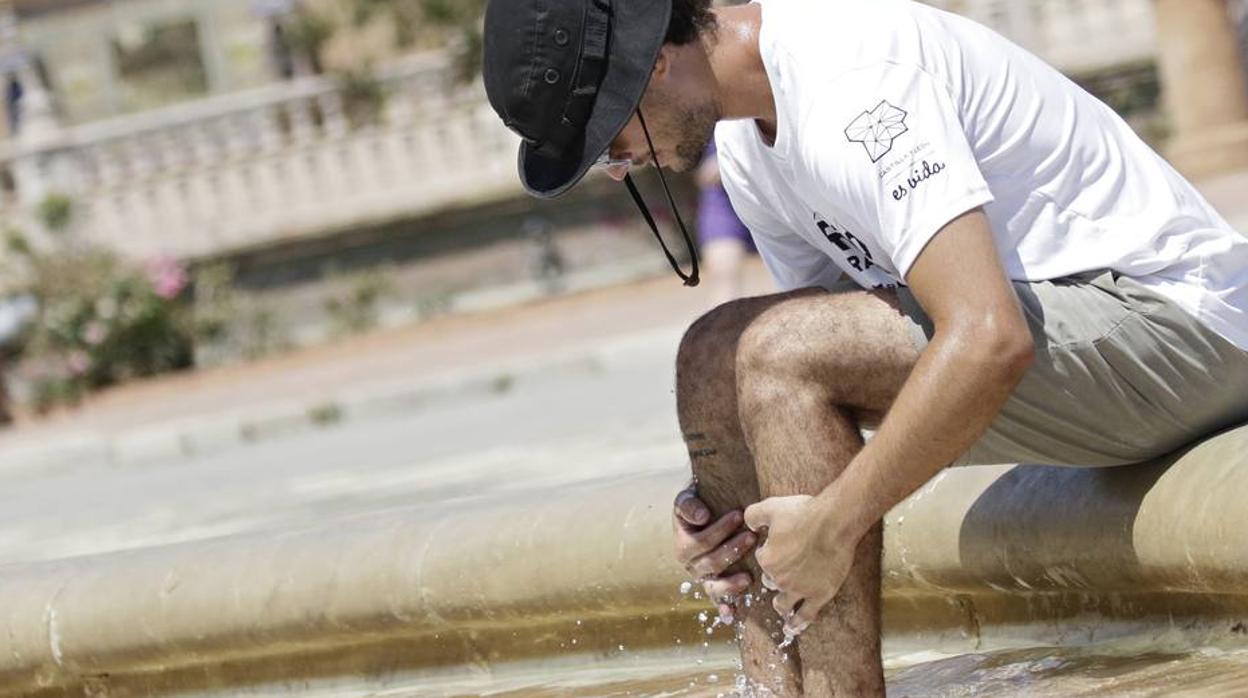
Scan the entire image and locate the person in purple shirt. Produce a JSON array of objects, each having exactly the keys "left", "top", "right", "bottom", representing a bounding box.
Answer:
[{"left": 695, "top": 140, "right": 756, "bottom": 305}]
